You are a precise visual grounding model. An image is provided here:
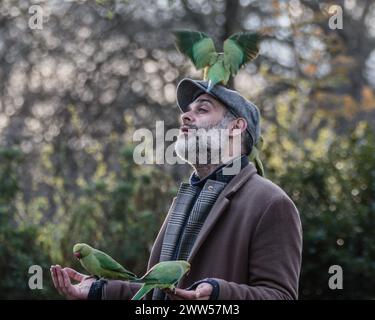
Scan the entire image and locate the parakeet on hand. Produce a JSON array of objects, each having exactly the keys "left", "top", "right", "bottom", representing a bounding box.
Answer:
[
  {"left": 73, "top": 243, "right": 137, "bottom": 280},
  {"left": 130, "top": 260, "right": 191, "bottom": 300},
  {"left": 174, "top": 30, "right": 261, "bottom": 91}
]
